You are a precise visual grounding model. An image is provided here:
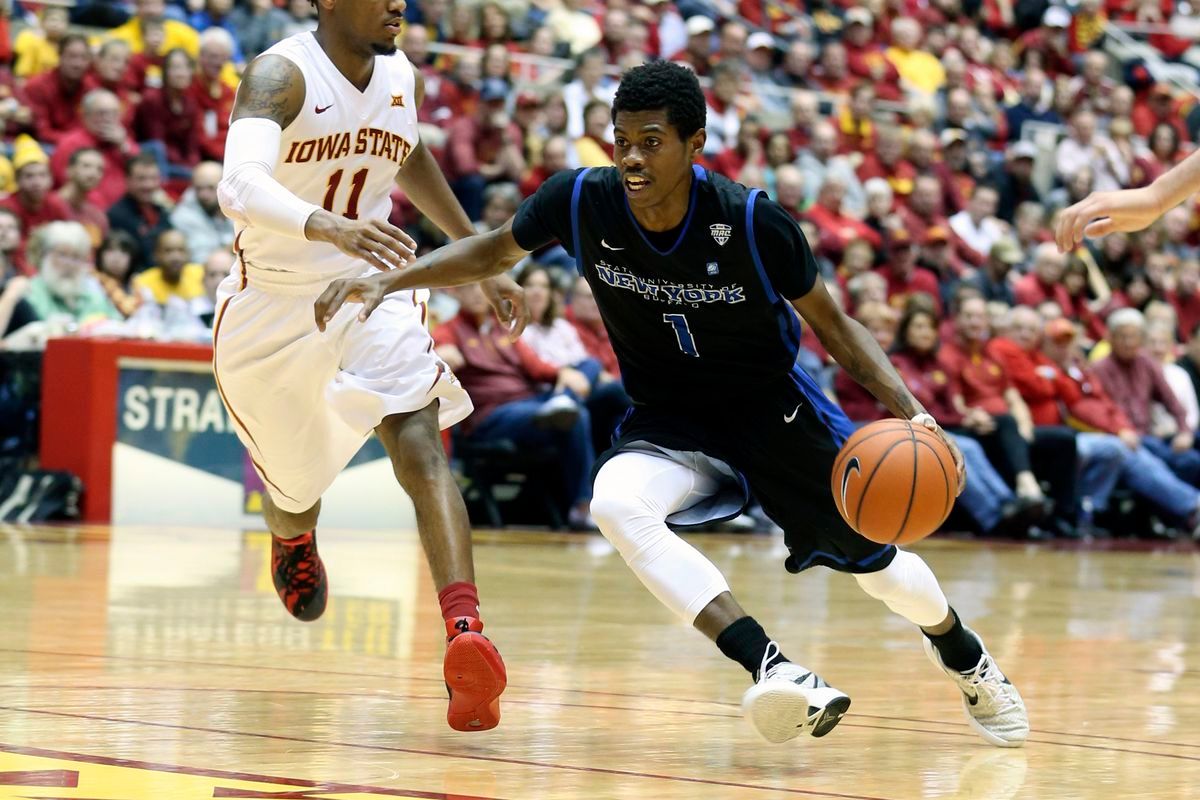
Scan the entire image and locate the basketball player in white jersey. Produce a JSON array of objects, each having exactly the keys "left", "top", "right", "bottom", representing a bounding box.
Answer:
[
  {"left": 1057, "top": 140, "right": 1200, "bottom": 251},
  {"left": 214, "top": 0, "right": 521, "bottom": 732}
]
